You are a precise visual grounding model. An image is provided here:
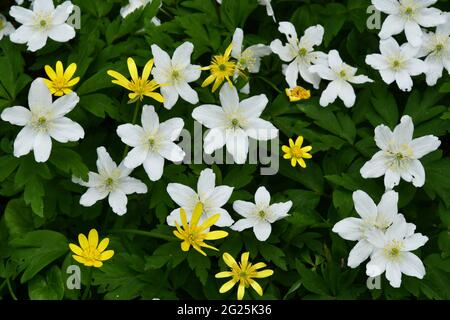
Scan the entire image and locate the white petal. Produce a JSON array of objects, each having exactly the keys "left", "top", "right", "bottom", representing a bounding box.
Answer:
[
  {"left": 285, "top": 61, "right": 299, "bottom": 88},
  {"left": 159, "top": 117, "right": 184, "bottom": 141},
  {"left": 347, "top": 240, "right": 374, "bottom": 268},
  {"left": 278, "top": 21, "right": 297, "bottom": 43},
  {"left": 197, "top": 168, "right": 215, "bottom": 200},
  {"left": 409, "top": 159, "right": 426, "bottom": 187},
  {"left": 360, "top": 150, "right": 387, "bottom": 178},
  {"left": 172, "top": 41, "right": 194, "bottom": 69},
  {"left": 253, "top": 221, "right": 272, "bottom": 241},
  {"left": 374, "top": 124, "right": 393, "bottom": 150},
  {"left": 159, "top": 141, "right": 185, "bottom": 162},
  {"left": 28, "top": 78, "right": 52, "bottom": 112},
  {"left": 48, "top": 117, "right": 84, "bottom": 143},
  {"left": 300, "top": 24, "right": 324, "bottom": 47},
  {"left": 239, "top": 94, "right": 268, "bottom": 119},
  {"left": 225, "top": 128, "right": 249, "bottom": 164},
  {"left": 309, "top": 64, "right": 335, "bottom": 81},
  {"left": 393, "top": 115, "right": 414, "bottom": 145},
  {"left": 13, "top": 126, "right": 36, "bottom": 158},
  {"left": 151, "top": 44, "right": 171, "bottom": 69},
  {"left": 33, "top": 0, "right": 55, "bottom": 11},
  {"left": 415, "top": 8, "right": 446, "bottom": 27},
  {"left": 379, "top": 15, "right": 405, "bottom": 39},
  {"left": 245, "top": 118, "right": 278, "bottom": 141},
  {"left": 379, "top": 37, "right": 401, "bottom": 56},
  {"left": 386, "top": 261, "right": 402, "bottom": 288},
  {"left": 328, "top": 50, "right": 343, "bottom": 72},
  {"left": 384, "top": 169, "right": 401, "bottom": 189},
  {"left": 332, "top": 217, "right": 364, "bottom": 241},
  {"left": 385, "top": 214, "right": 408, "bottom": 241},
  {"left": 117, "top": 124, "right": 145, "bottom": 147},
  {"left": 219, "top": 84, "right": 240, "bottom": 114},
  {"left": 405, "top": 58, "right": 427, "bottom": 76},
  {"left": 211, "top": 208, "right": 234, "bottom": 227},
  {"left": 141, "top": 105, "right": 159, "bottom": 135},
  {"left": 353, "top": 190, "right": 378, "bottom": 220},
  {"left": 366, "top": 250, "right": 387, "bottom": 277},
  {"left": 233, "top": 200, "right": 256, "bottom": 218},
  {"left": 267, "top": 201, "right": 292, "bottom": 222},
  {"left": 51, "top": 92, "right": 79, "bottom": 118},
  {"left": 176, "top": 82, "right": 198, "bottom": 104},
  {"left": 424, "top": 55, "right": 445, "bottom": 86},
  {"left": 1, "top": 106, "right": 31, "bottom": 126},
  {"left": 350, "top": 74, "right": 373, "bottom": 84},
  {"left": 377, "top": 190, "right": 398, "bottom": 225},
  {"left": 404, "top": 21, "right": 422, "bottom": 47},
  {"left": 231, "top": 28, "right": 243, "bottom": 58},
  {"left": 167, "top": 183, "right": 198, "bottom": 208},
  {"left": 402, "top": 233, "right": 428, "bottom": 251},
  {"left": 53, "top": 1, "right": 74, "bottom": 24},
  {"left": 119, "top": 177, "right": 148, "bottom": 194},
  {"left": 319, "top": 81, "right": 339, "bottom": 107},
  {"left": 366, "top": 228, "right": 387, "bottom": 248},
  {"left": 204, "top": 128, "right": 226, "bottom": 154},
  {"left": 231, "top": 218, "right": 255, "bottom": 231},
  {"left": 372, "top": 0, "right": 399, "bottom": 14},
  {"left": 298, "top": 61, "right": 321, "bottom": 89},
  {"left": 379, "top": 69, "right": 396, "bottom": 84},
  {"left": 337, "top": 80, "right": 356, "bottom": 108},
  {"left": 395, "top": 70, "right": 414, "bottom": 91},
  {"left": 48, "top": 24, "right": 75, "bottom": 43},
  {"left": 161, "top": 86, "right": 178, "bottom": 110},
  {"left": 255, "top": 186, "right": 271, "bottom": 207},
  {"left": 80, "top": 187, "right": 109, "bottom": 207},
  {"left": 142, "top": 152, "right": 165, "bottom": 181},
  {"left": 206, "top": 185, "right": 233, "bottom": 208},
  {"left": 269, "top": 39, "right": 295, "bottom": 62},
  {"left": 96, "top": 147, "right": 117, "bottom": 176},
  {"left": 108, "top": 189, "right": 128, "bottom": 216},
  {"left": 124, "top": 145, "right": 148, "bottom": 169},
  {"left": 410, "top": 135, "right": 441, "bottom": 159},
  {"left": 183, "top": 65, "right": 201, "bottom": 82},
  {"left": 33, "top": 131, "right": 52, "bottom": 162},
  {"left": 399, "top": 252, "right": 426, "bottom": 279},
  {"left": 9, "top": 6, "right": 34, "bottom": 25},
  {"left": 192, "top": 105, "right": 227, "bottom": 128}
]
